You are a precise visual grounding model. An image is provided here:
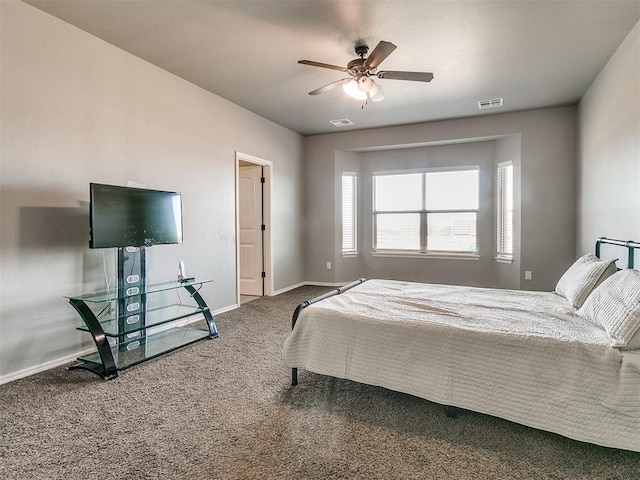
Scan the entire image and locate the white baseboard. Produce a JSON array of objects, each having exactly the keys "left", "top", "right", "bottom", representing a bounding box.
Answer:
[
  {"left": 272, "top": 281, "right": 344, "bottom": 296},
  {"left": 213, "top": 303, "right": 239, "bottom": 315},
  {"left": 272, "top": 282, "right": 306, "bottom": 295},
  {"left": 0, "top": 347, "right": 96, "bottom": 386},
  {"left": 303, "top": 281, "right": 347, "bottom": 287},
  {"left": 0, "top": 303, "right": 239, "bottom": 386},
  {"left": 0, "top": 289, "right": 346, "bottom": 385}
]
